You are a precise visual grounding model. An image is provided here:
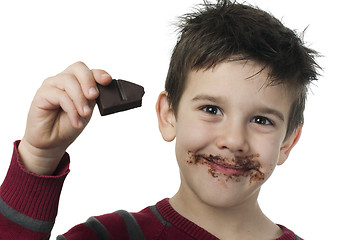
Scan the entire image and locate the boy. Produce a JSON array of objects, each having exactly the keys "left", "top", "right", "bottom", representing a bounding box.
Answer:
[{"left": 0, "top": 0, "right": 320, "bottom": 239}]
